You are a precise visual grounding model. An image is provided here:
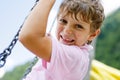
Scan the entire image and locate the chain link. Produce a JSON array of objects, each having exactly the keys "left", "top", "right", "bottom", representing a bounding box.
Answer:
[
  {"left": 0, "top": 0, "right": 39, "bottom": 68},
  {"left": 0, "top": 25, "right": 22, "bottom": 68},
  {"left": 22, "top": 56, "right": 38, "bottom": 79}
]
